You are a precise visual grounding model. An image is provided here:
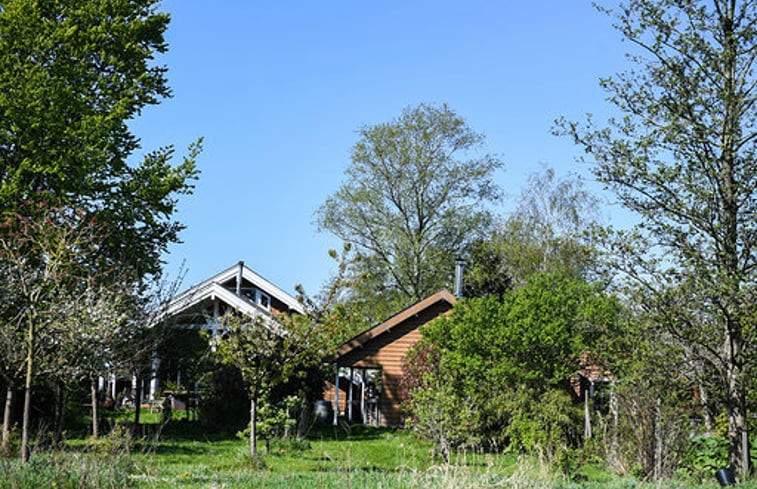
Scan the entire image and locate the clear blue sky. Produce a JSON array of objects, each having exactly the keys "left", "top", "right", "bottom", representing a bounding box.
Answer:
[{"left": 131, "top": 1, "right": 632, "bottom": 296}]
